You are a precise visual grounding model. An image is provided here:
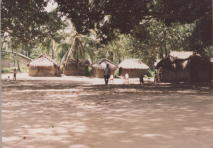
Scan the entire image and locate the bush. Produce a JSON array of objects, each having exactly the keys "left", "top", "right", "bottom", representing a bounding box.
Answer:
[
  {"left": 1, "top": 66, "right": 28, "bottom": 73},
  {"left": 145, "top": 69, "right": 155, "bottom": 78},
  {"left": 1, "top": 67, "right": 14, "bottom": 73}
]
